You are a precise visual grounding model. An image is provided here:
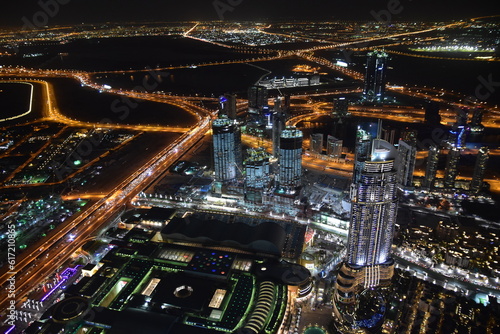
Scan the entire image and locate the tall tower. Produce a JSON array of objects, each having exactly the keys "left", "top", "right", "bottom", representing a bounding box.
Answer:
[
  {"left": 448, "top": 107, "right": 468, "bottom": 148},
  {"left": 244, "top": 148, "right": 271, "bottom": 204},
  {"left": 212, "top": 117, "right": 241, "bottom": 183},
  {"left": 272, "top": 110, "right": 286, "bottom": 158},
  {"left": 332, "top": 97, "right": 349, "bottom": 117},
  {"left": 443, "top": 147, "right": 461, "bottom": 189},
  {"left": 396, "top": 139, "right": 417, "bottom": 189},
  {"left": 310, "top": 133, "right": 323, "bottom": 154},
  {"left": 218, "top": 94, "right": 237, "bottom": 120},
  {"left": 278, "top": 127, "right": 303, "bottom": 190},
  {"left": 470, "top": 147, "right": 489, "bottom": 193},
  {"left": 333, "top": 138, "right": 398, "bottom": 331},
  {"left": 363, "top": 50, "right": 388, "bottom": 103},
  {"left": 423, "top": 145, "right": 439, "bottom": 188},
  {"left": 327, "top": 135, "right": 343, "bottom": 160},
  {"left": 247, "top": 85, "right": 268, "bottom": 113}
]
